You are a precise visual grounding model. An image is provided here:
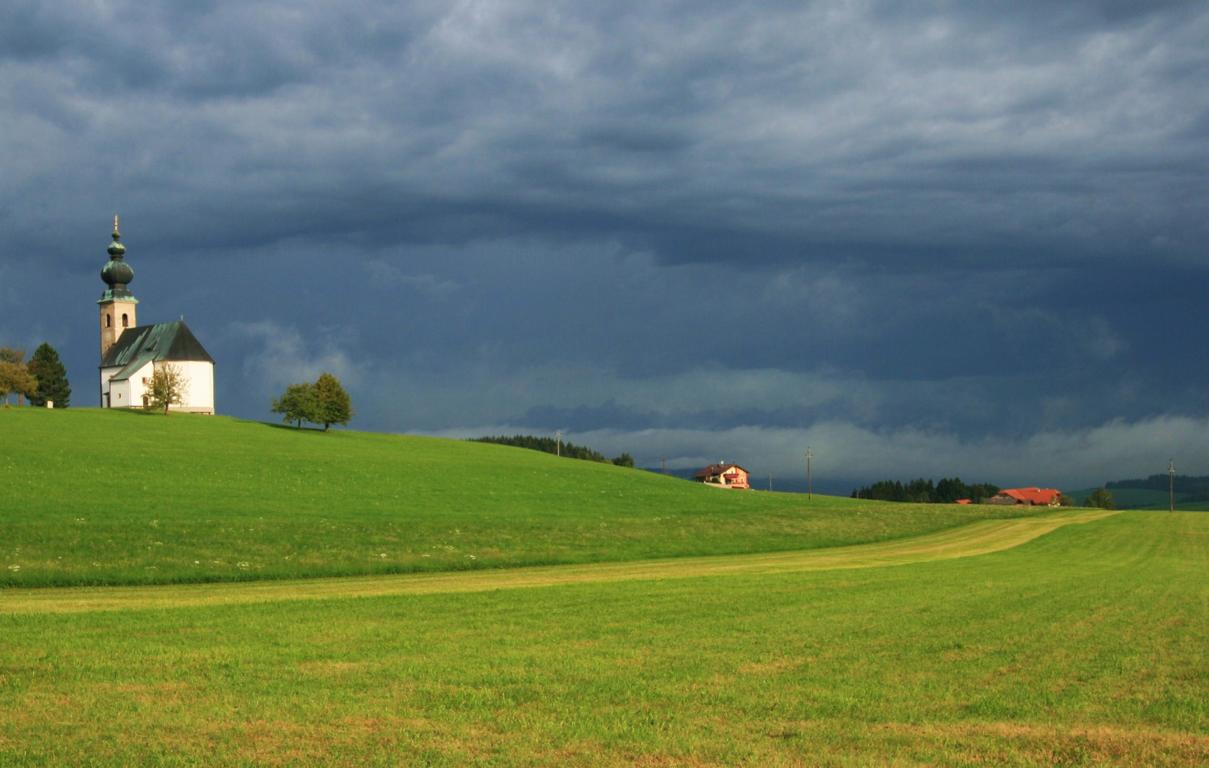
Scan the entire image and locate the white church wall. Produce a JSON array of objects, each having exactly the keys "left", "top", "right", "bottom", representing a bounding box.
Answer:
[
  {"left": 108, "top": 378, "right": 132, "bottom": 408},
  {"left": 104, "top": 361, "right": 153, "bottom": 409},
  {"left": 157, "top": 360, "right": 215, "bottom": 414},
  {"left": 127, "top": 362, "right": 153, "bottom": 407},
  {"left": 98, "top": 367, "right": 120, "bottom": 399}
]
